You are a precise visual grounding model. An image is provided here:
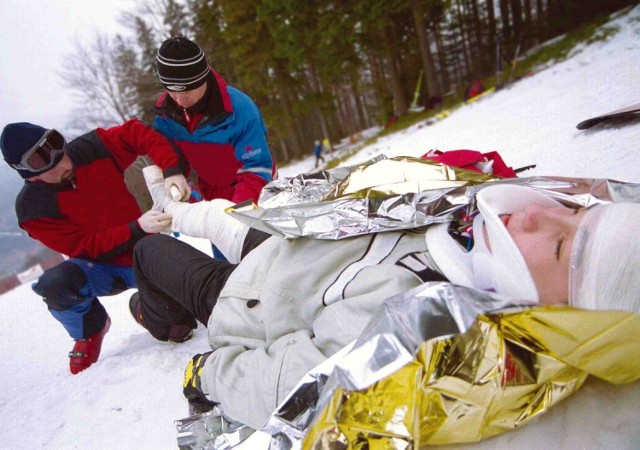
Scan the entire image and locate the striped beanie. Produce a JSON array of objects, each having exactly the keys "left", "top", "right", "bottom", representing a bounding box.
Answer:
[{"left": 156, "top": 36, "right": 210, "bottom": 92}]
